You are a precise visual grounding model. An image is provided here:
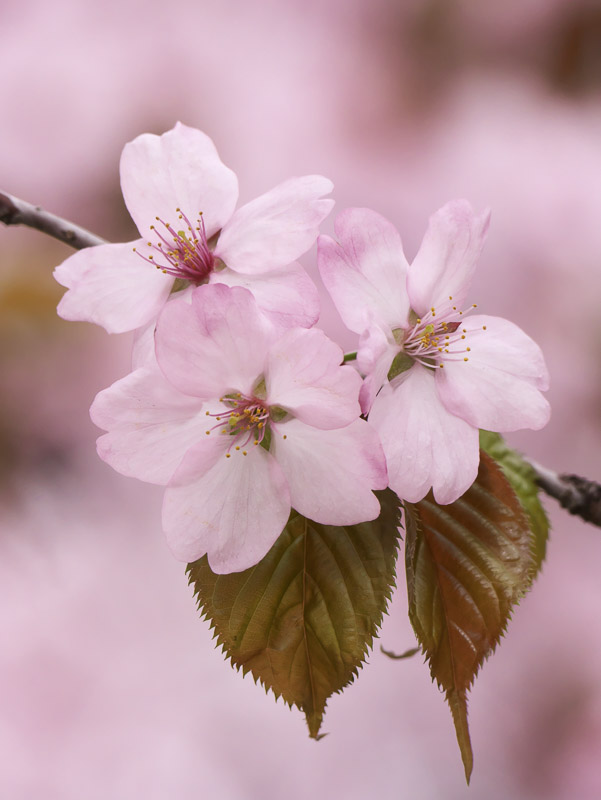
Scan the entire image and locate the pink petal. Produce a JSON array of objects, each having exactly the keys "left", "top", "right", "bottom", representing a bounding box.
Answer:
[
  {"left": 369, "top": 365, "right": 480, "bottom": 504},
  {"left": 155, "top": 284, "right": 273, "bottom": 399},
  {"left": 163, "top": 434, "right": 290, "bottom": 572},
  {"left": 131, "top": 287, "right": 194, "bottom": 369},
  {"left": 357, "top": 323, "right": 400, "bottom": 413},
  {"left": 120, "top": 122, "right": 239, "bottom": 239},
  {"left": 54, "top": 240, "right": 173, "bottom": 333},
  {"left": 91, "top": 367, "right": 205, "bottom": 485},
  {"left": 209, "top": 261, "right": 320, "bottom": 330},
  {"left": 318, "top": 208, "right": 411, "bottom": 333},
  {"left": 265, "top": 328, "right": 361, "bottom": 429},
  {"left": 407, "top": 200, "right": 490, "bottom": 317},
  {"left": 271, "top": 418, "right": 387, "bottom": 525},
  {"left": 436, "top": 315, "right": 550, "bottom": 432},
  {"left": 214, "top": 175, "right": 333, "bottom": 274}
]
